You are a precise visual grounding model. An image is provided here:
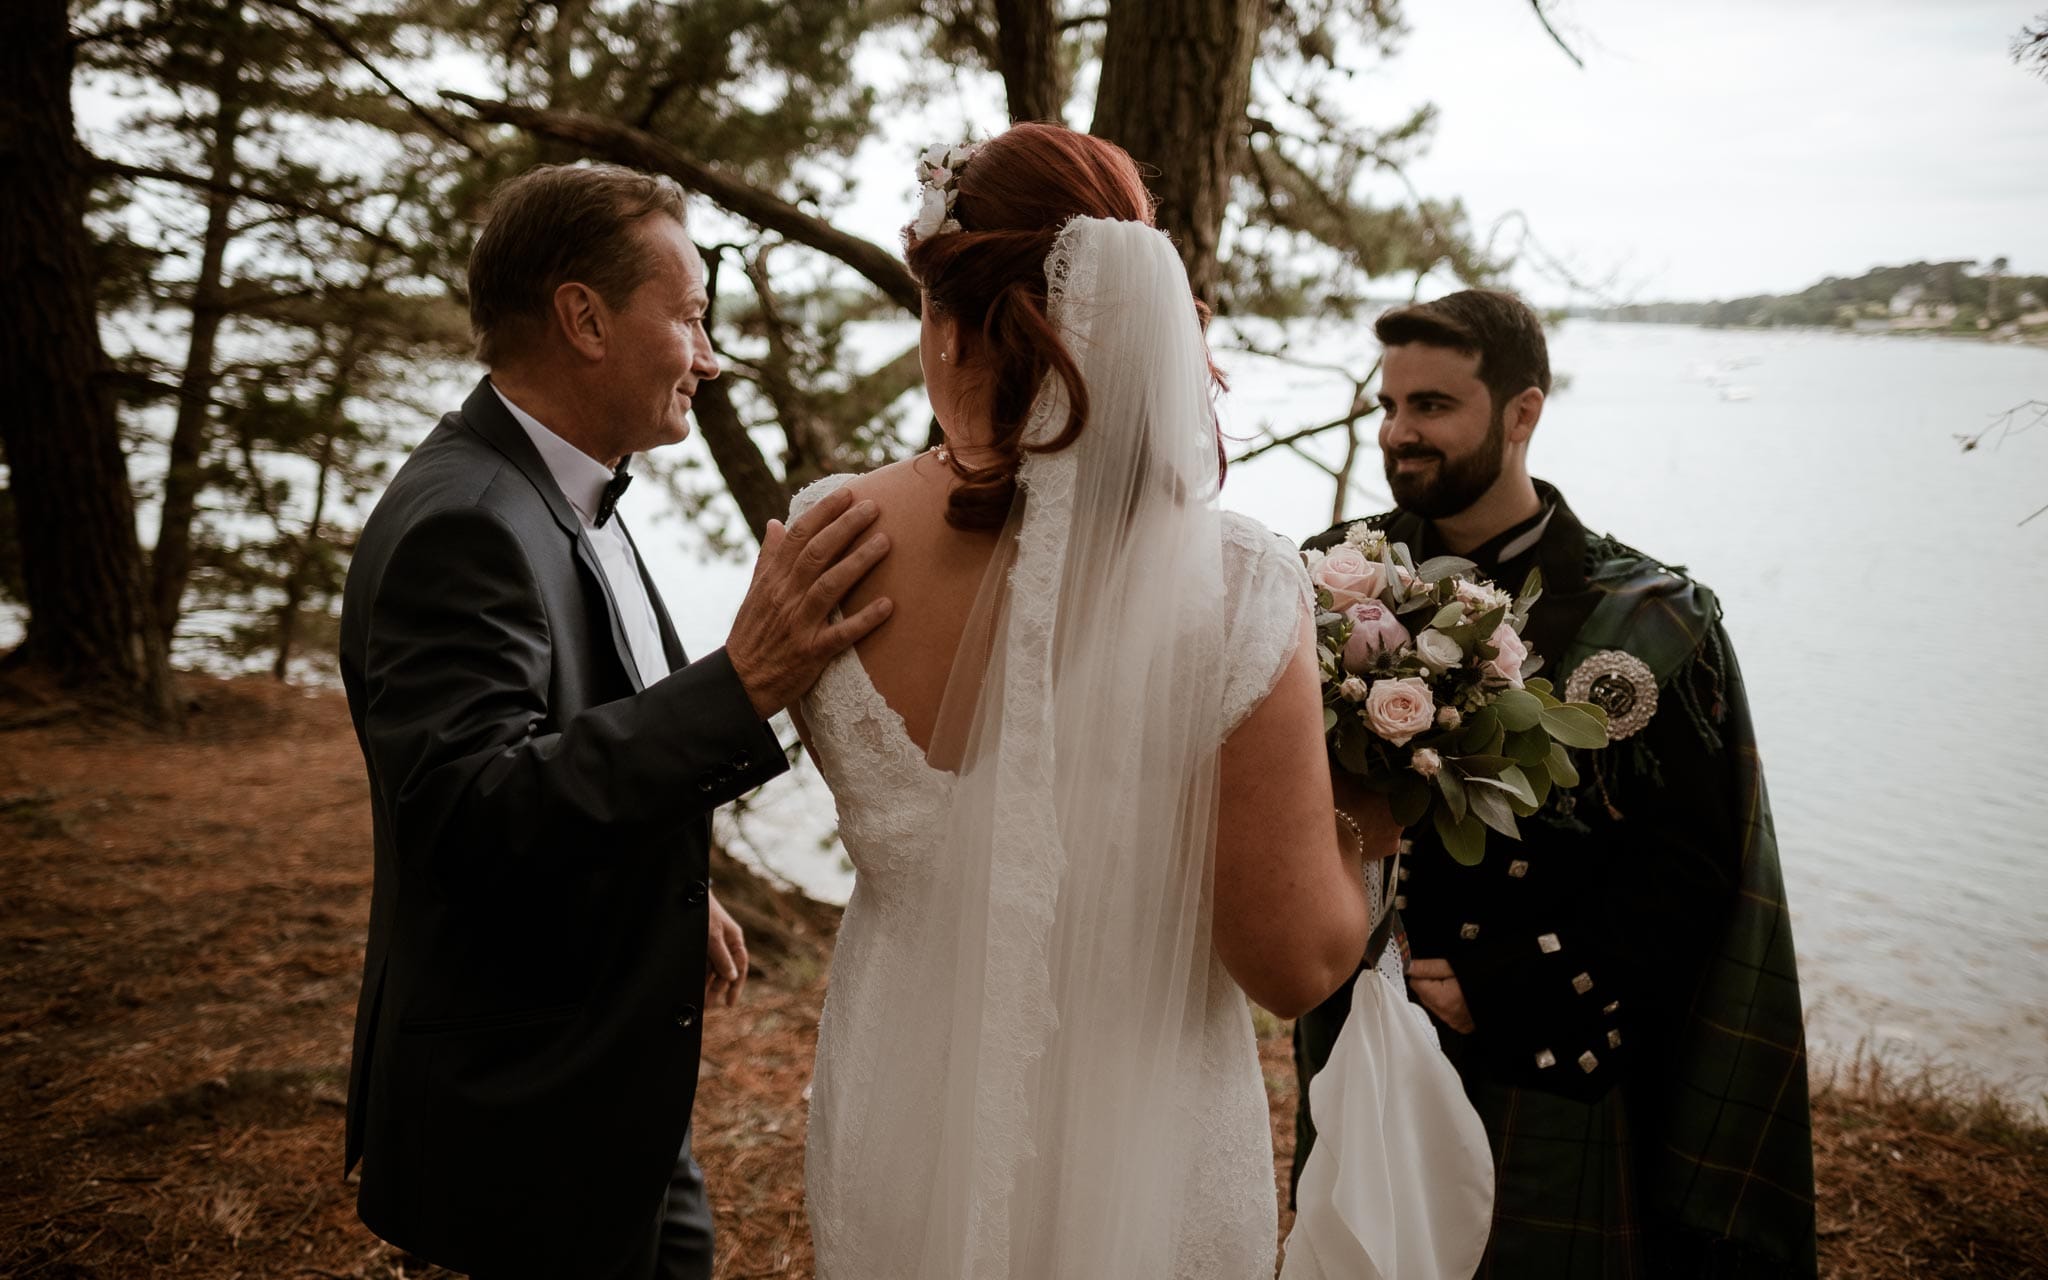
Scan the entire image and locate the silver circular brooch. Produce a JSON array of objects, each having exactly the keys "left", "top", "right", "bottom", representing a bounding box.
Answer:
[{"left": 1565, "top": 649, "right": 1658, "bottom": 741}]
